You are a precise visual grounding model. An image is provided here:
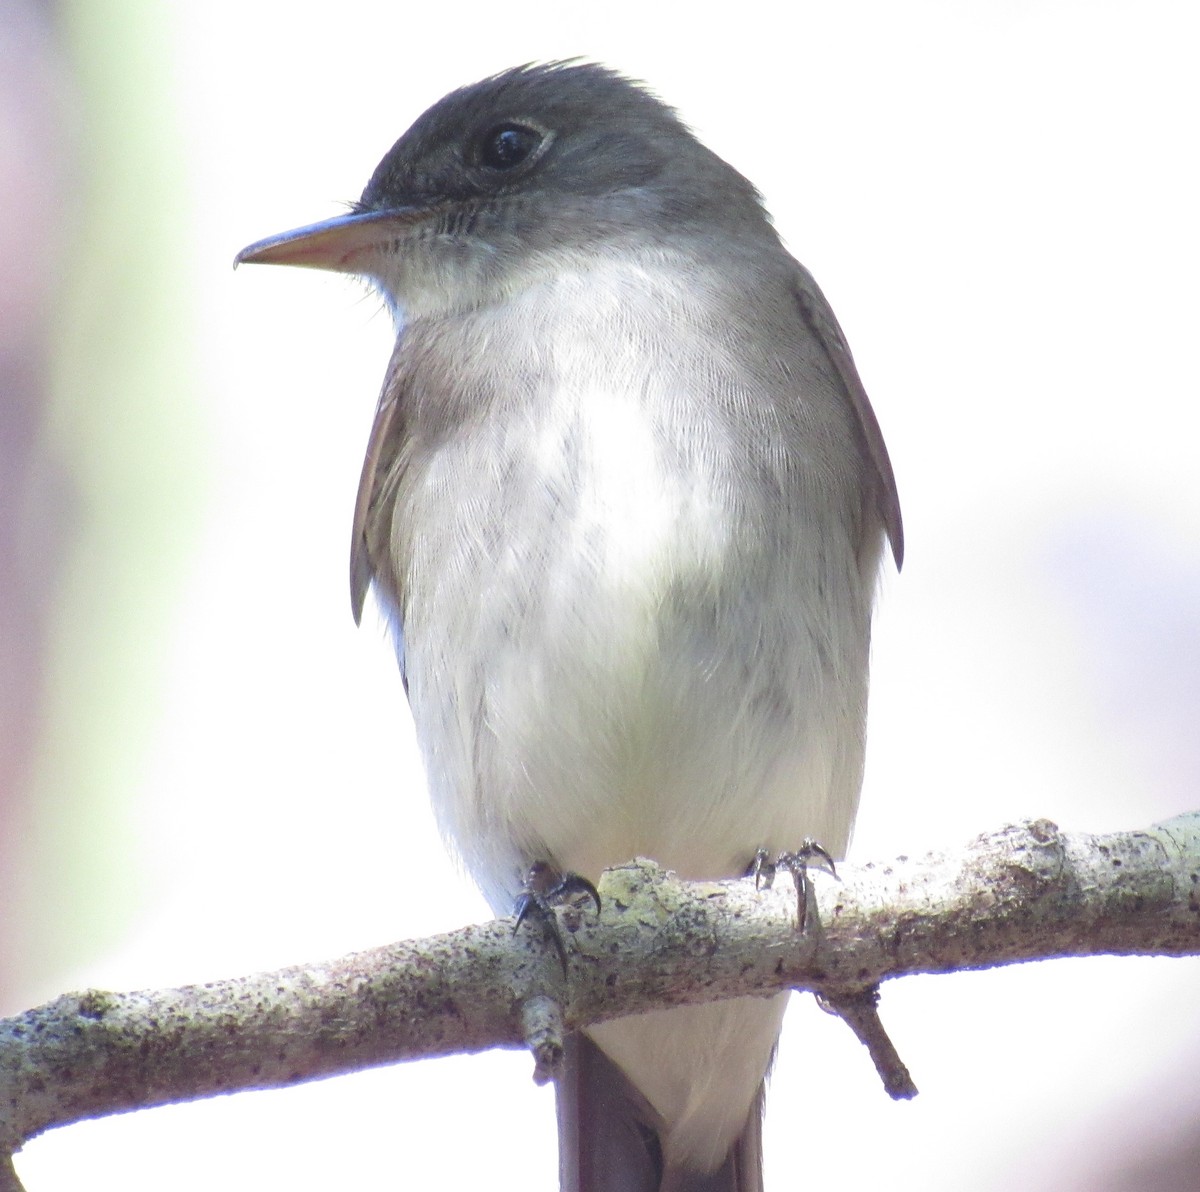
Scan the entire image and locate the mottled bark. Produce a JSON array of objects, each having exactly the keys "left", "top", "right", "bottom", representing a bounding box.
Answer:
[{"left": 1, "top": 814, "right": 1197, "bottom": 1188}]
